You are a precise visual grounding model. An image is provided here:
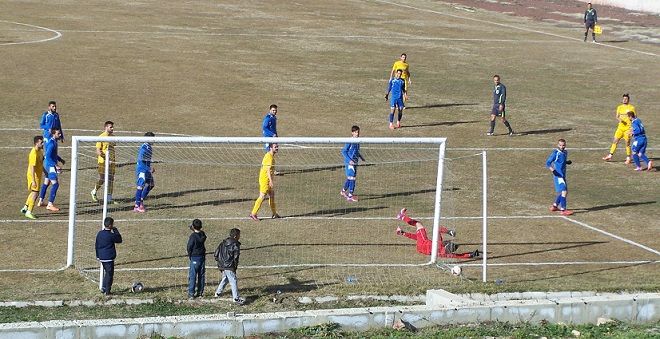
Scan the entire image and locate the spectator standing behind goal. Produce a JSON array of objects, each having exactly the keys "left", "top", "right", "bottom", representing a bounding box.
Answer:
[
  {"left": 584, "top": 2, "right": 598, "bottom": 43},
  {"left": 340, "top": 126, "right": 365, "bottom": 202},
  {"left": 134, "top": 132, "right": 155, "bottom": 213},
  {"left": 395, "top": 208, "right": 480, "bottom": 259},
  {"left": 487, "top": 75, "right": 514, "bottom": 136},
  {"left": 628, "top": 111, "right": 653, "bottom": 171},
  {"left": 187, "top": 219, "right": 207, "bottom": 299},
  {"left": 39, "top": 100, "right": 64, "bottom": 142},
  {"left": 95, "top": 217, "right": 122, "bottom": 296},
  {"left": 37, "top": 129, "right": 65, "bottom": 212},
  {"left": 91, "top": 121, "right": 117, "bottom": 204},
  {"left": 214, "top": 228, "right": 245, "bottom": 305},
  {"left": 603, "top": 94, "right": 636, "bottom": 164},
  {"left": 249, "top": 143, "right": 280, "bottom": 221},
  {"left": 21, "top": 136, "right": 44, "bottom": 220},
  {"left": 546, "top": 138, "right": 573, "bottom": 216},
  {"left": 385, "top": 69, "right": 407, "bottom": 130}
]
